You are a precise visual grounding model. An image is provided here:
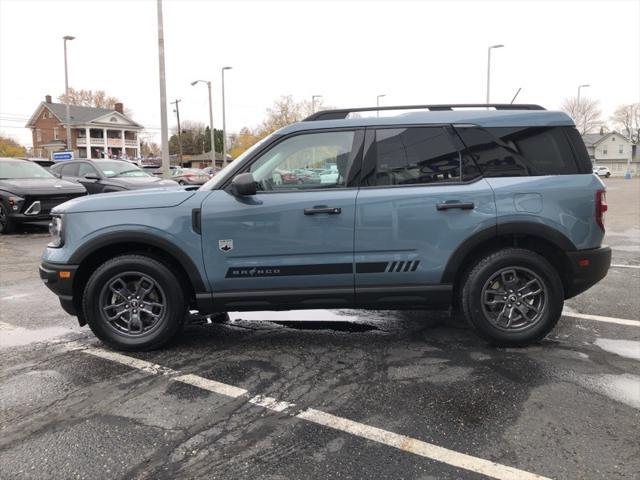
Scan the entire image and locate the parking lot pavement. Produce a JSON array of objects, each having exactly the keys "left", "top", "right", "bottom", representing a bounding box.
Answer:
[{"left": 1, "top": 179, "right": 639, "bottom": 480}]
